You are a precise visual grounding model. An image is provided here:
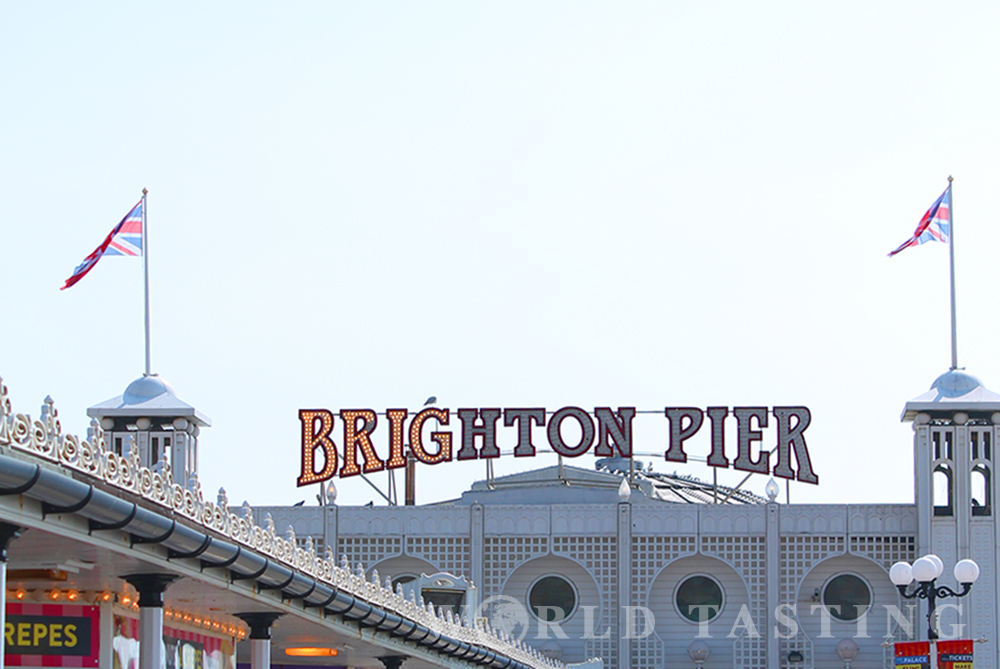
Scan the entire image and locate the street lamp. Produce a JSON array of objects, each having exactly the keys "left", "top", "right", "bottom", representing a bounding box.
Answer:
[
  {"left": 687, "top": 640, "right": 710, "bottom": 668},
  {"left": 889, "top": 555, "right": 980, "bottom": 640},
  {"left": 835, "top": 639, "right": 859, "bottom": 668}
]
